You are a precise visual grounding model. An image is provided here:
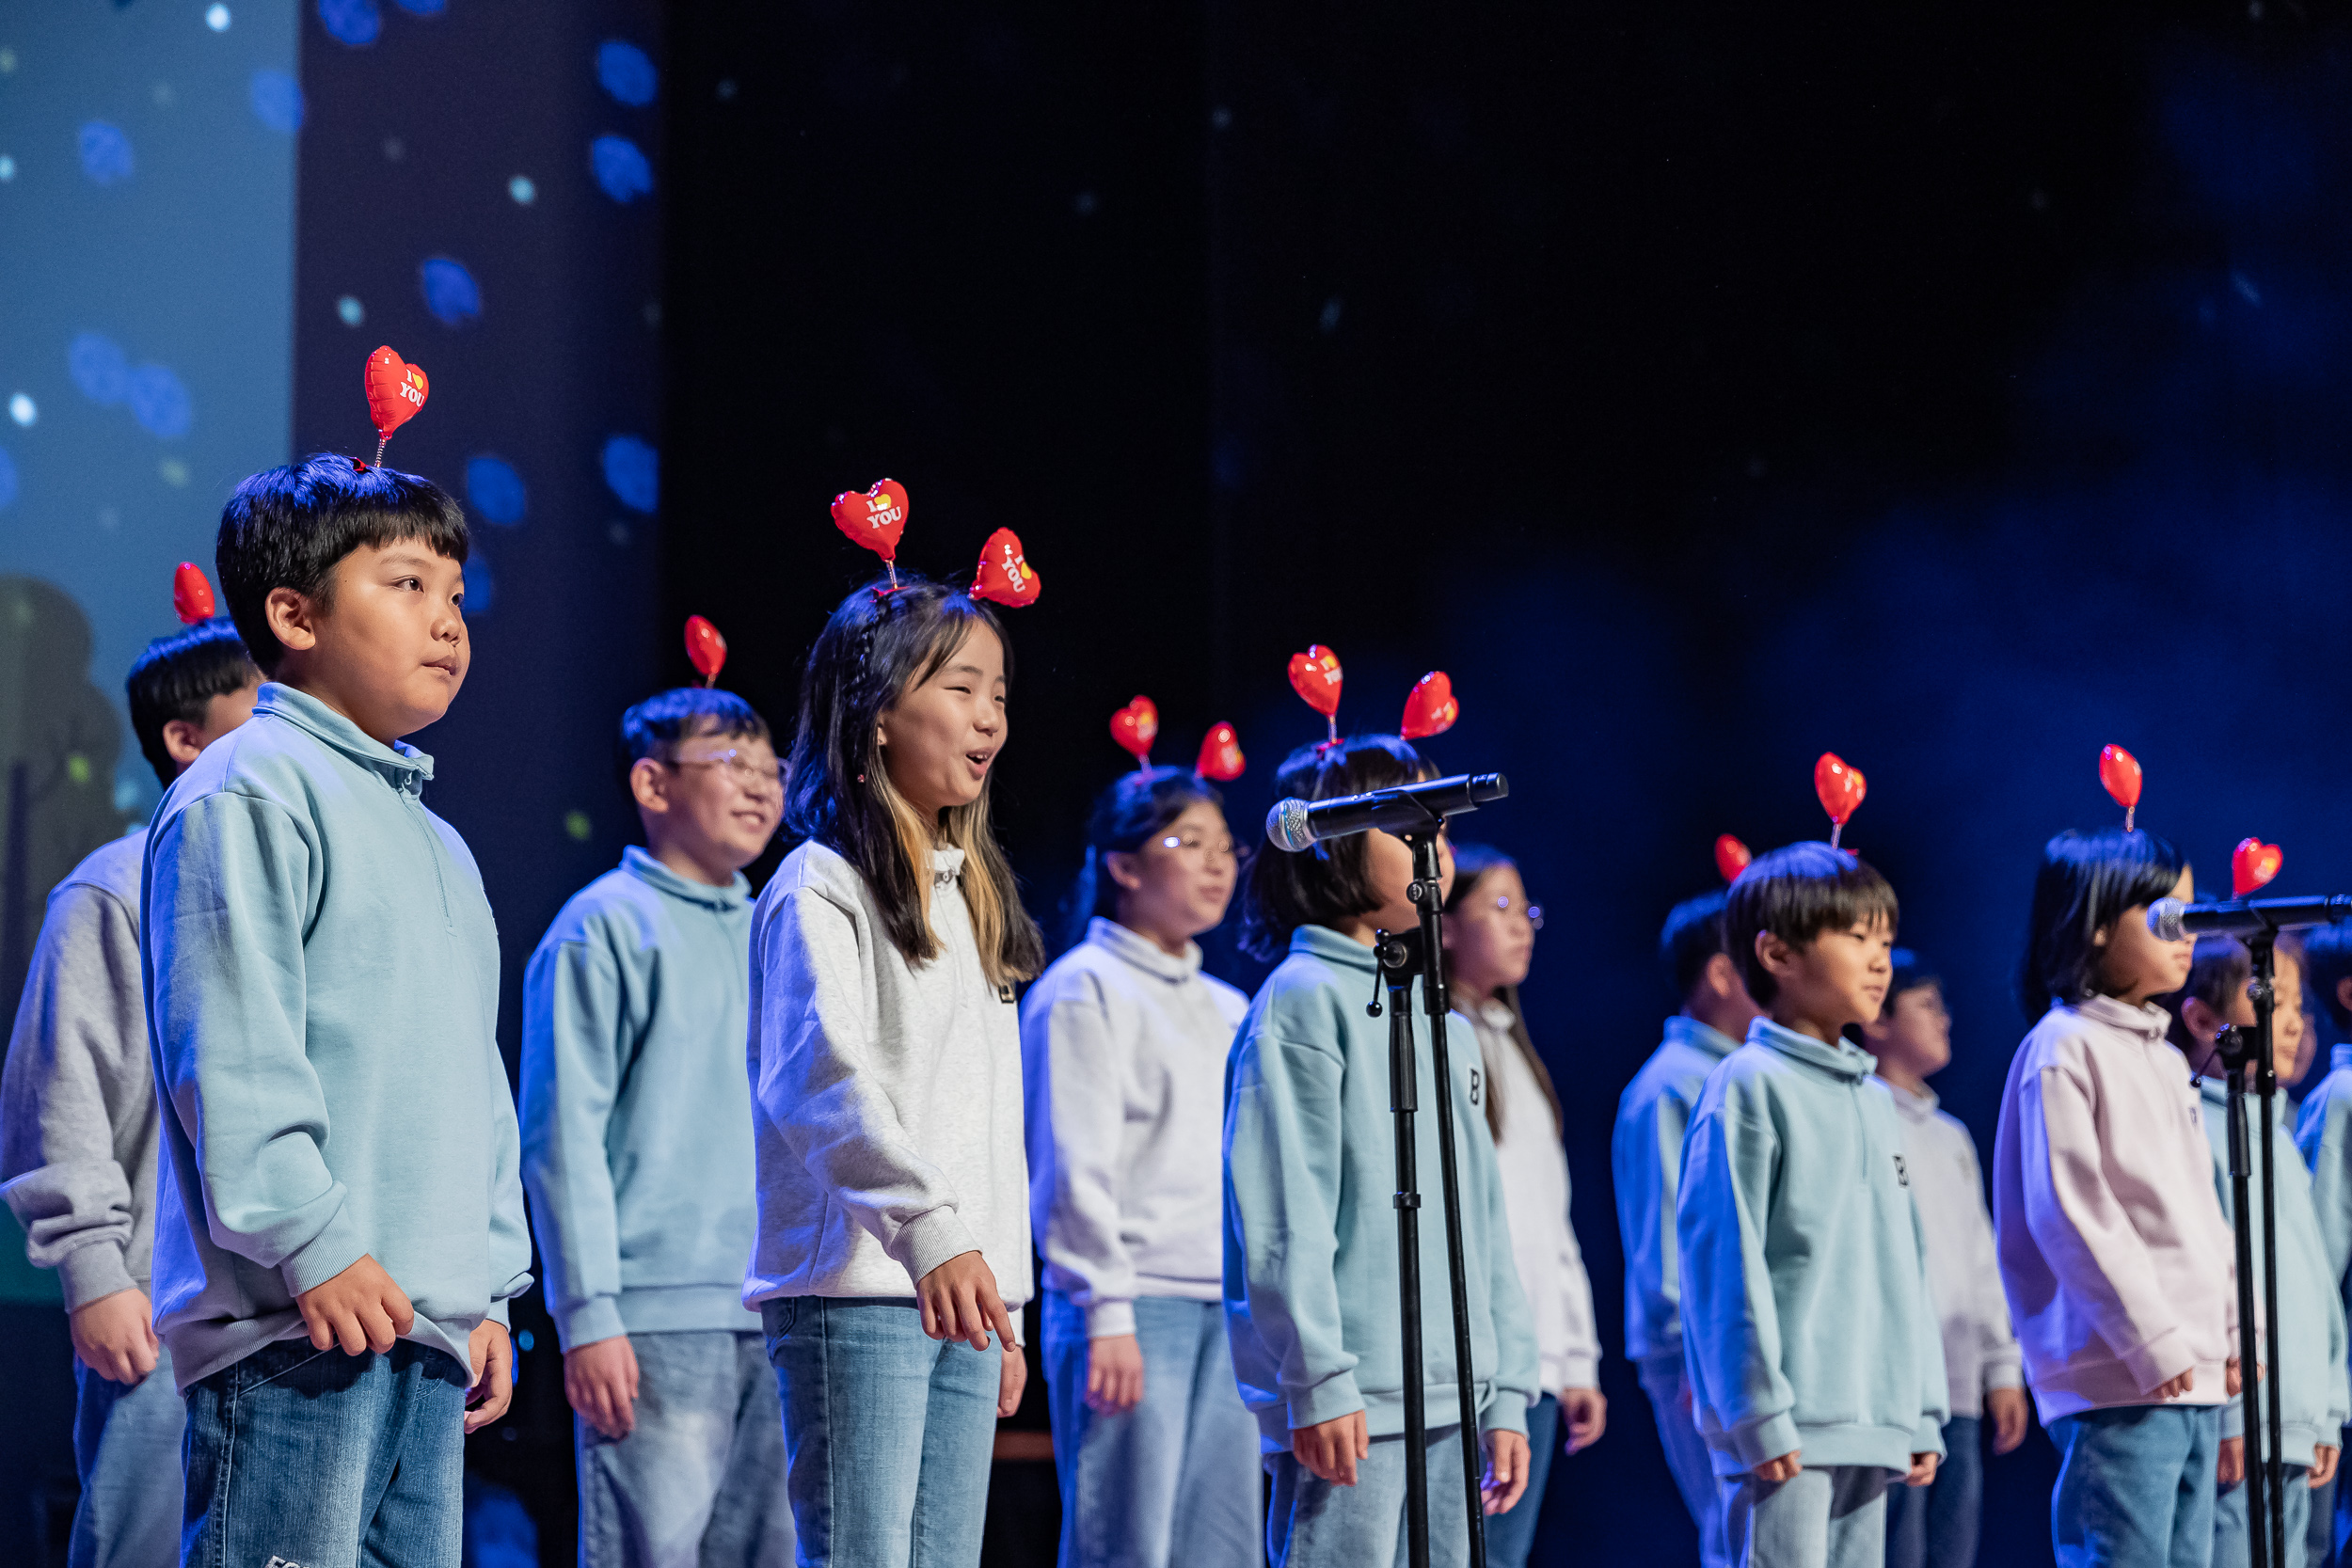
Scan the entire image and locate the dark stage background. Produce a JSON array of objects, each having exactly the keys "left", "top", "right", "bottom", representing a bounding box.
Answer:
[{"left": 6, "top": 0, "right": 2351, "bottom": 1564}]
